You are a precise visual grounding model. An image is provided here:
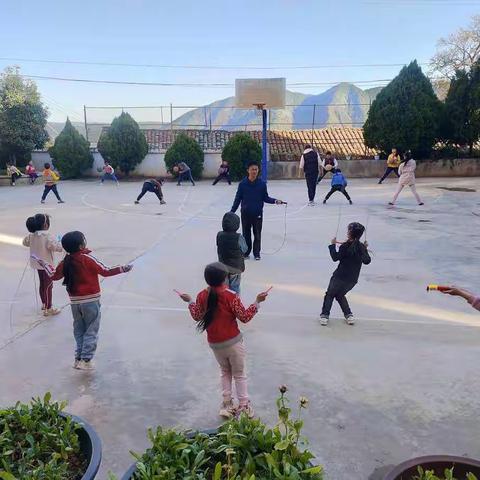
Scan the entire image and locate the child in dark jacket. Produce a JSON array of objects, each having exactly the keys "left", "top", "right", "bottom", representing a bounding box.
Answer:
[
  {"left": 217, "top": 212, "right": 247, "bottom": 294},
  {"left": 320, "top": 222, "right": 371, "bottom": 326},
  {"left": 178, "top": 262, "right": 269, "bottom": 419},
  {"left": 323, "top": 169, "right": 352, "bottom": 205}
]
